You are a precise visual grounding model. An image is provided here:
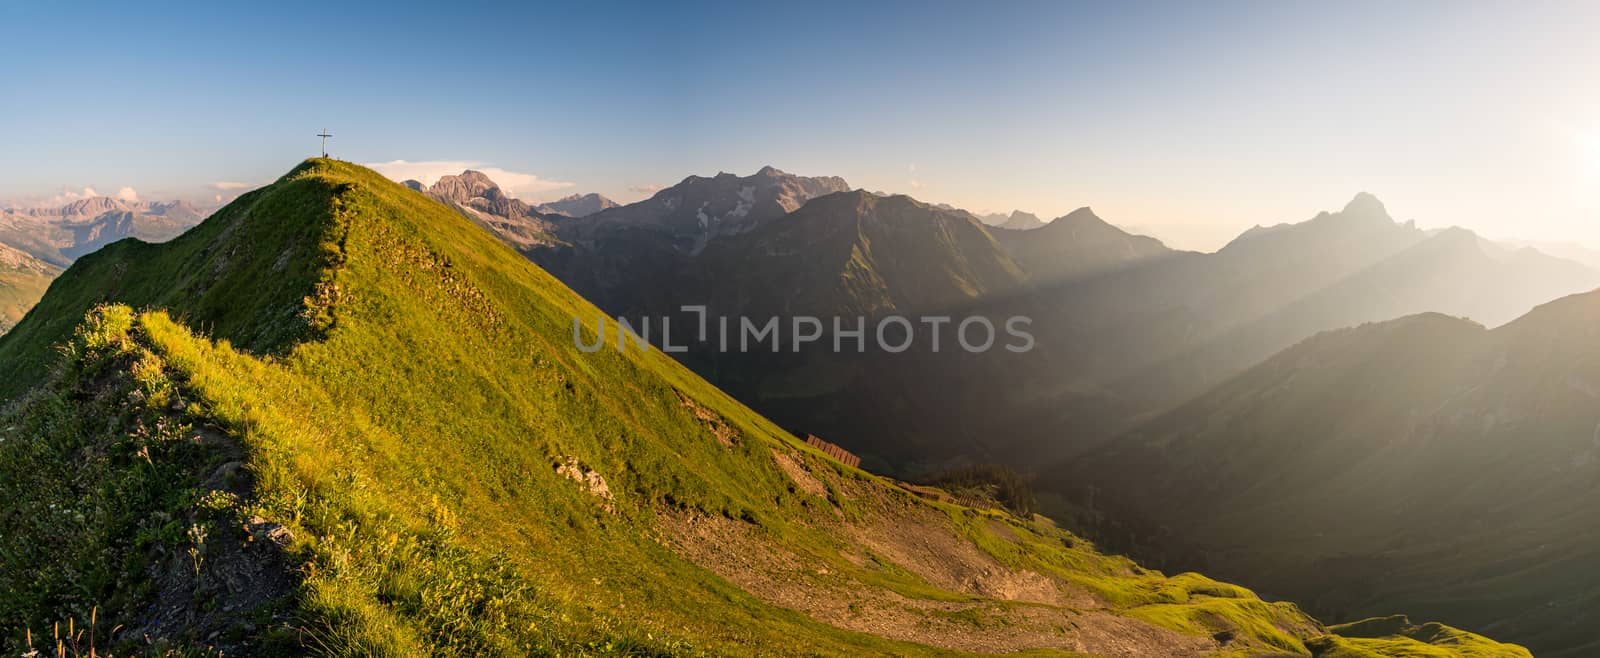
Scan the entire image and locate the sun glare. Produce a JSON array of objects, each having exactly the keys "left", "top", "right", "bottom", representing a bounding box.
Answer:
[{"left": 1583, "top": 128, "right": 1600, "bottom": 179}]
